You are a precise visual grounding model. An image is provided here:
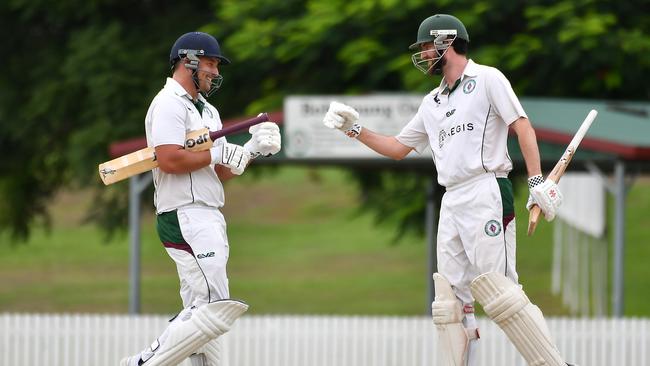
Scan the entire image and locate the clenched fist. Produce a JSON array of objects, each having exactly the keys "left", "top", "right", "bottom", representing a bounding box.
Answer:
[
  {"left": 210, "top": 142, "right": 250, "bottom": 175},
  {"left": 323, "top": 101, "right": 362, "bottom": 138},
  {"left": 526, "top": 175, "right": 563, "bottom": 221},
  {"left": 244, "top": 121, "right": 281, "bottom": 158}
]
